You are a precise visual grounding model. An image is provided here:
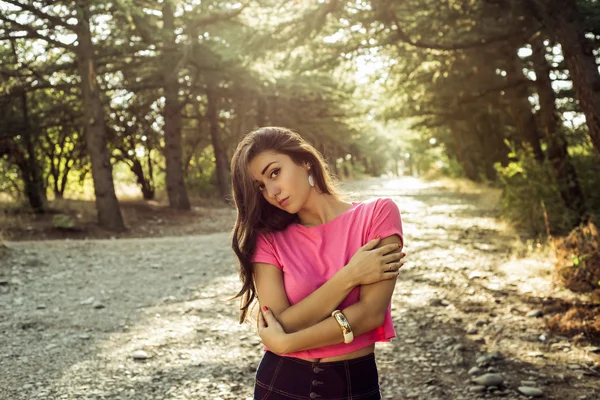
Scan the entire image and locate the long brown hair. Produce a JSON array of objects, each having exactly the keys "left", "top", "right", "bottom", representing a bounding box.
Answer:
[{"left": 230, "top": 127, "right": 346, "bottom": 323}]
